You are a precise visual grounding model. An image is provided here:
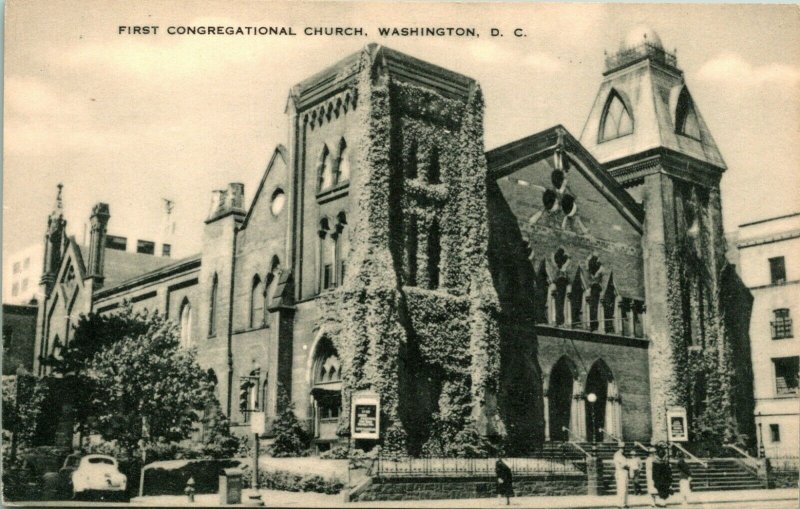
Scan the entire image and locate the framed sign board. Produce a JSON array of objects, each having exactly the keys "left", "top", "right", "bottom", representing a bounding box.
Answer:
[
  {"left": 667, "top": 407, "right": 688, "bottom": 442},
  {"left": 250, "top": 411, "right": 266, "bottom": 435},
  {"left": 351, "top": 391, "right": 380, "bottom": 440}
]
